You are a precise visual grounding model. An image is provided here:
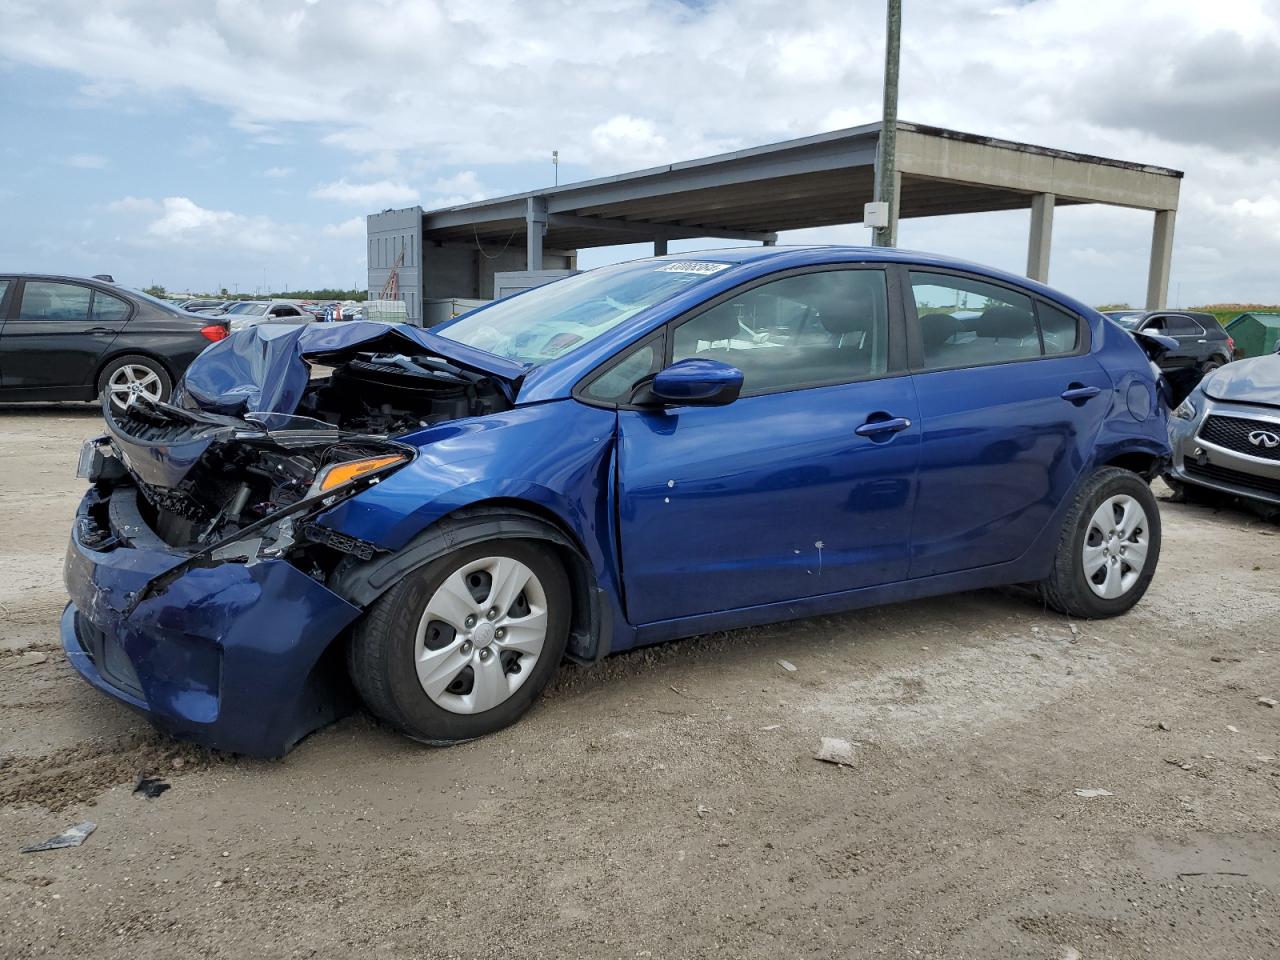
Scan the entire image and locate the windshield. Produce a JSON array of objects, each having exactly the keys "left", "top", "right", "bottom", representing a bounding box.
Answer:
[
  {"left": 226, "top": 302, "right": 270, "bottom": 316},
  {"left": 436, "top": 259, "right": 733, "bottom": 364}
]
